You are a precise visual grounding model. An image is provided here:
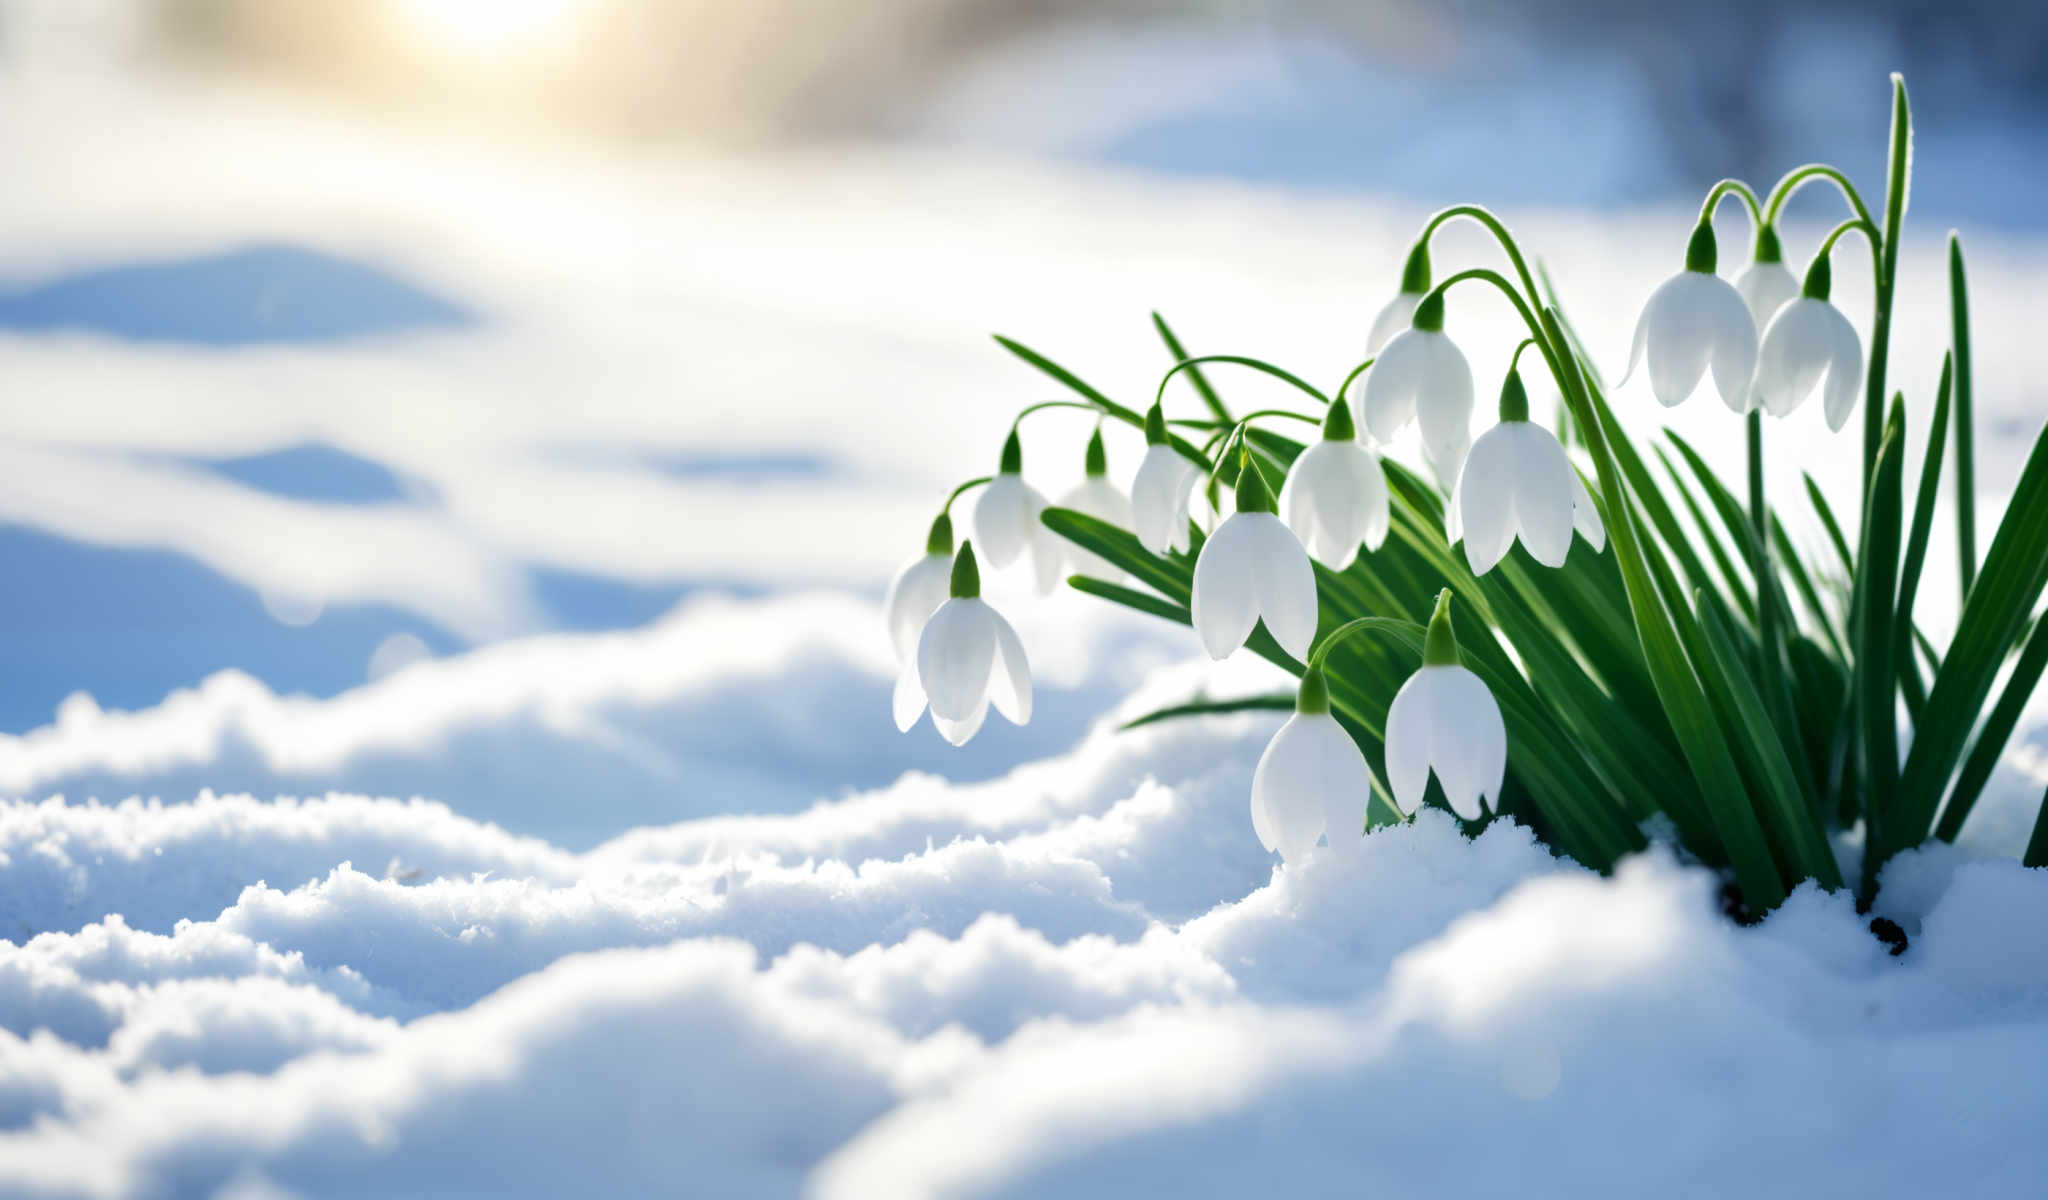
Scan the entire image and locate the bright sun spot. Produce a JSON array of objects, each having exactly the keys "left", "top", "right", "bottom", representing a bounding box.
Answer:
[{"left": 397, "top": 0, "right": 586, "bottom": 58}]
